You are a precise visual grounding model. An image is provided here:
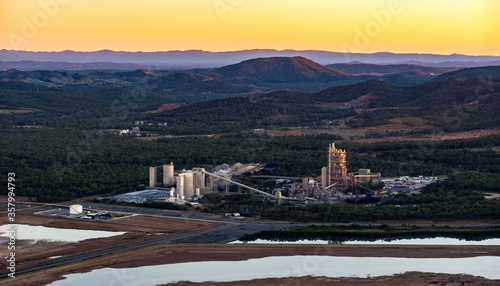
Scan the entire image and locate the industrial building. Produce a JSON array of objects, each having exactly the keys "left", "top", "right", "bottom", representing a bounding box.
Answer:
[
  {"left": 356, "top": 169, "right": 381, "bottom": 184},
  {"left": 328, "top": 143, "right": 348, "bottom": 190},
  {"left": 288, "top": 143, "right": 382, "bottom": 199},
  {"left": 320, "top": 143, "right": 357, "bottom": 196},
  {"left": 146, "top": 162, "right": 305, "bottom": 202},
  {"left": 378, "top": 176, "right": 439, "bottom": 196}
]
